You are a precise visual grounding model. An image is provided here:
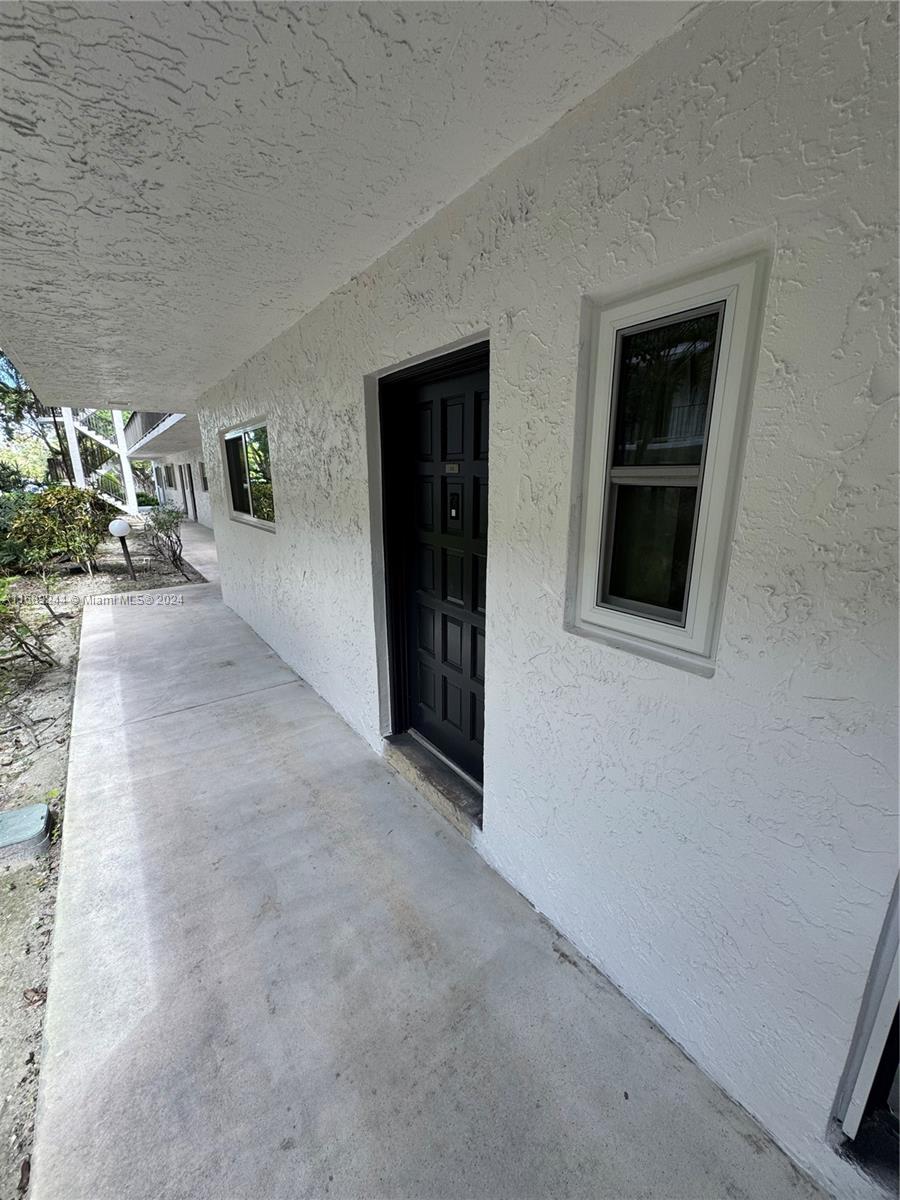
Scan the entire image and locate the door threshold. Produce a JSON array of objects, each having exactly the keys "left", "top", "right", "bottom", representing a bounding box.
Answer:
[
  {"left": 383, "top": 732, "right": 483, "bottom": 838},
  {"left": 406, "top": 729, "right": 483, "bottom": 796}
]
